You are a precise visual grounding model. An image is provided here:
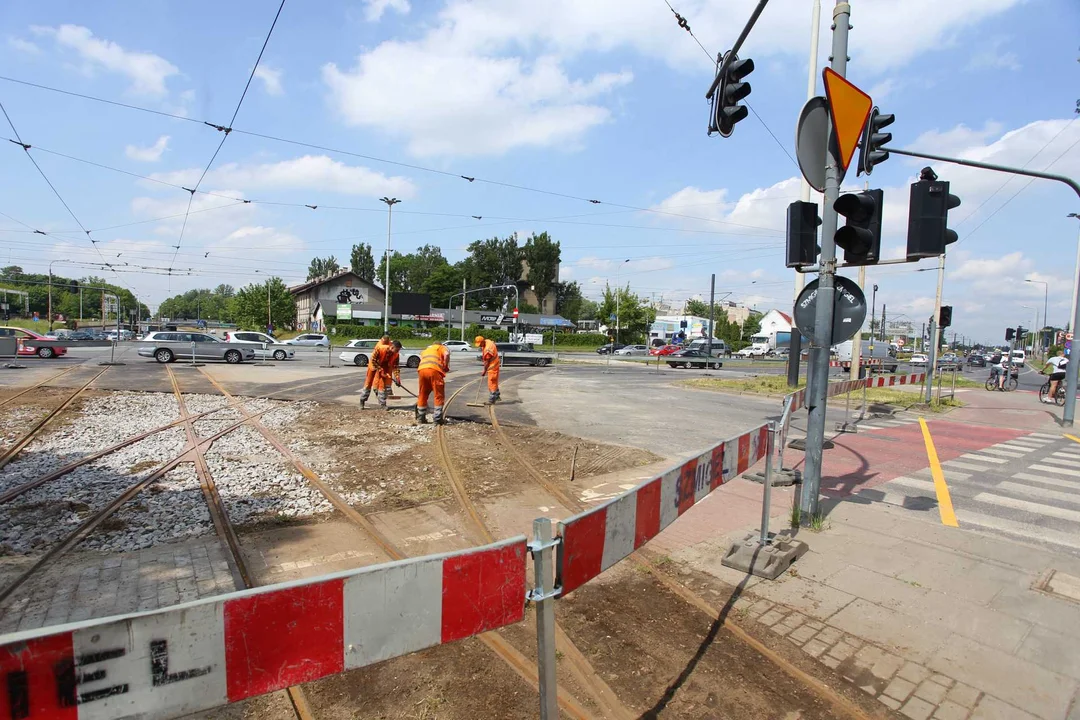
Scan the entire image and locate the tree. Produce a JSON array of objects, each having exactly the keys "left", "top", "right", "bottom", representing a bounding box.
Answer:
[
  {"left": 555, "top": 281, "right": 588, "bottom": 323},
  {"left": 741, "top": 312, "right": 763, "bottom": 342},
  {"left": 350, "top": 243, "right": 376, "bottom": 281},
  {"left": 376, "top": 250, "right": 413, "bottom": 294},
  {"left": 465, "top": 234, "right": 522, "bottom": 290},
  {"left": 231, "top": 277, "right": 294, "bottom": 331},
  {"left": 522, "top": 232, "right": 560, "bottom": 313},
  {"left": 306, "top": 256, "right": 341, "bottom": 281},
  {"left": 597, "top": 283, "right": 654, "bottom": 342},
  {"left": 423, "top": 264, "right": 464, "bottom": 309},
  {"left": 684, "top": 299, "right": 710, "bottom": 318},
  {"left": 1, "top": 266, "right": 23, "bottom": 279}
]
